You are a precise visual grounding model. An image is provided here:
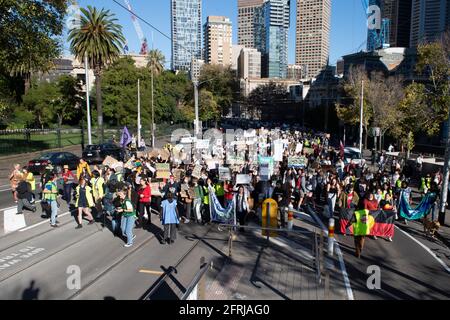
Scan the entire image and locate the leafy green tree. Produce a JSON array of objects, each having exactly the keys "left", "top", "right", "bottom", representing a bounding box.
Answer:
[
  {"left": 245, "top": 82, "right": 289, "bottom": 119},
  {"left": 336, "top": 66, "right": 373, "bottom": 148},
  {"left": 0, "top": 0, "right": 68, "bottom": 95},
  {"left": 199, "top": 64, "right": 239, "bottom": 116},
  {"left": 68, "top": 5, "right": 125, "bottom": 142}
]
